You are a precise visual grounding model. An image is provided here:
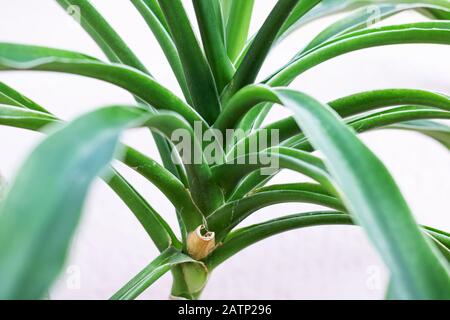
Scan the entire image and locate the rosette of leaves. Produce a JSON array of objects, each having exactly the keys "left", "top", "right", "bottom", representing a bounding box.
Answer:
[{"left": 0, "top": 0, "right": 449, "bottom": 300}]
